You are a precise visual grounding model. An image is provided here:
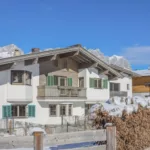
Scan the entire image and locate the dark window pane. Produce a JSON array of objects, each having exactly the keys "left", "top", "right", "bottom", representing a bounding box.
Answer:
[
  {"left": 19, "top": 105, "right": 26, "bottom": 116},
  {"left": 12, "top": 106, "right": 18, "bottom": 117},
  {"left": 94, "top": 79, "right": 97, "bottom": 88},
  {"left": 68, "top": 104, "right": 72, "bottom": 116},
  {"left": 49, "top": 105, "right": 56, "bottom": 116},
  {"left": 60, "top": 78, "right": 65, "bottom": 86},
  {"left": 98, "top": 79, "right": 101, "bottom": 88},
  {"left": 54, "top": 76, "right": 58, "bottom": 85},
  {"left": 60, "top": 105, "right": 66, "bottom": 116}
]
